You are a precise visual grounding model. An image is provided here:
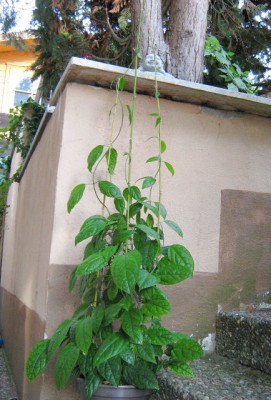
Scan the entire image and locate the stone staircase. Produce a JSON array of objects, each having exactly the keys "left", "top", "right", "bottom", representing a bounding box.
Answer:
[{"left": 153, "top": 310, "right": 271, "bottom": 400}]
